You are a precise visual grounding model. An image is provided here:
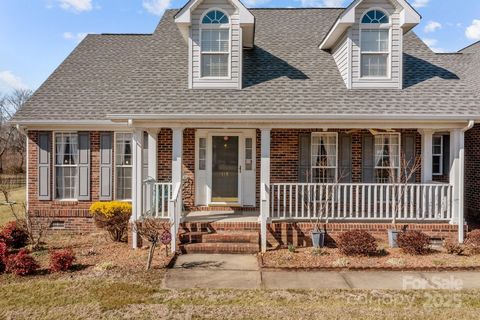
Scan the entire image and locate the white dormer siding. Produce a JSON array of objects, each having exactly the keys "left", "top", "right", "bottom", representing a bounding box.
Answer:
[
  {"left": 351, "top": 0, "right": 402, "bottom": 89},
  {"left": 332, "top": 31, "right": 351, "bottom": 87},
  {"left": 190, "top": 0, "right": 241, "bottom": 89}
]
